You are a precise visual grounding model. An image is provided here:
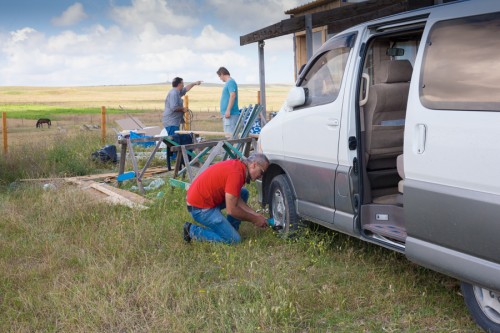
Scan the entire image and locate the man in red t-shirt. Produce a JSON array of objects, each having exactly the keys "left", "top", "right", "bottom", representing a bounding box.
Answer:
[{"left": 184, "top": 153, "right": 269, "bottom": 243}]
